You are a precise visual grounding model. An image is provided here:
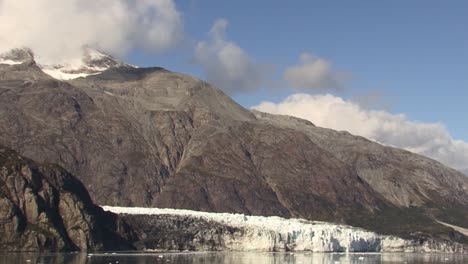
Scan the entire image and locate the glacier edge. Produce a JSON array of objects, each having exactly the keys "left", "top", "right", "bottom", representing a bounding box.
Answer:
[{"left": 102, "top": 206, "right": 466, "bottom": 253}]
